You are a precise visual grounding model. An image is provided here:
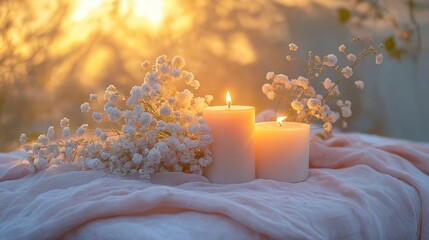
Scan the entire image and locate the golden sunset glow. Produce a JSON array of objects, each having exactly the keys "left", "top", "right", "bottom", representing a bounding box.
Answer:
[
  {"left": 71, "top": 0, "right": 165, "bottom": 25},
  {"left": 71, "top": 0, "right": 104, "bottom": 21},
  {"left": 134, "top": 0, "right": 164, "bottom": 25}
]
